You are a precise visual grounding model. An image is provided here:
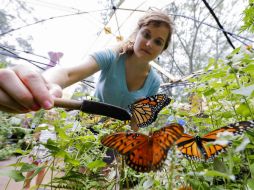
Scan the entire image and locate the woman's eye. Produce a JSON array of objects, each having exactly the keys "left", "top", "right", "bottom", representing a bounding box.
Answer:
[
  {"left": 142, "top": 31, "right": 150, "bottom": 39},
  {"left": 154, "top": 39, "right": 163, "bottom": 46}
]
